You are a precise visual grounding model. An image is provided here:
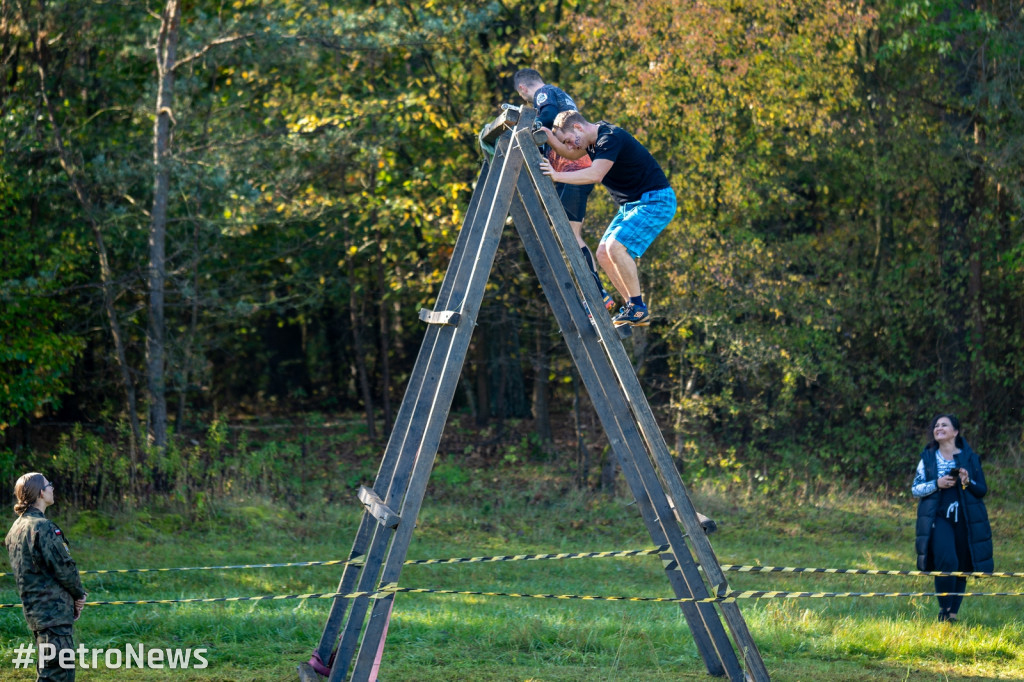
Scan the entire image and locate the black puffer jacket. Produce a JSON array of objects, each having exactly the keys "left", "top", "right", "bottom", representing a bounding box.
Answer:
[{"left": 914, "top": 442, "right": 993, "bottom": 572}]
